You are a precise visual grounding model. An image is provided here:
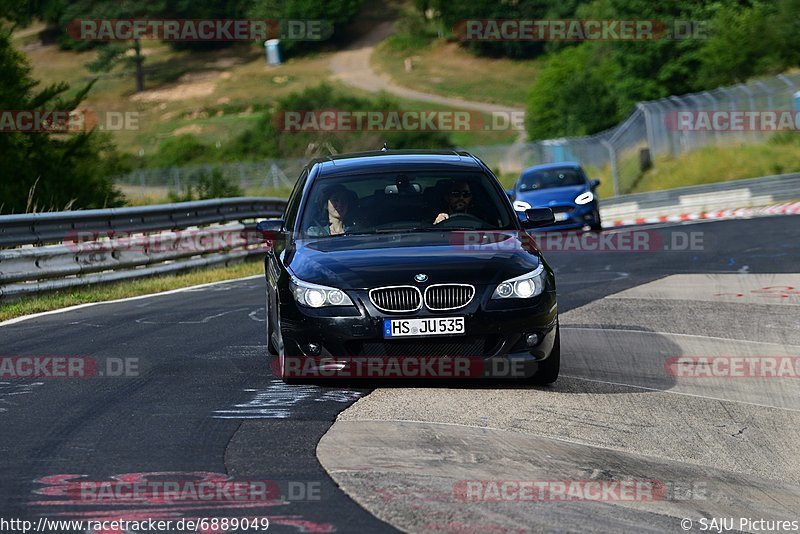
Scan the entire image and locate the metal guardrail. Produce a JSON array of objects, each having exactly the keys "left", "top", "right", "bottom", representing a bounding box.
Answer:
[
  {"left": 1, "top": 174, "right": 796, "bottom": 300},
  {"left": 599, "top": 172, "right": 800, "bottom": 221},
  {"left": 0, "top": 198, "right": 287, "bottom": 300}
]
